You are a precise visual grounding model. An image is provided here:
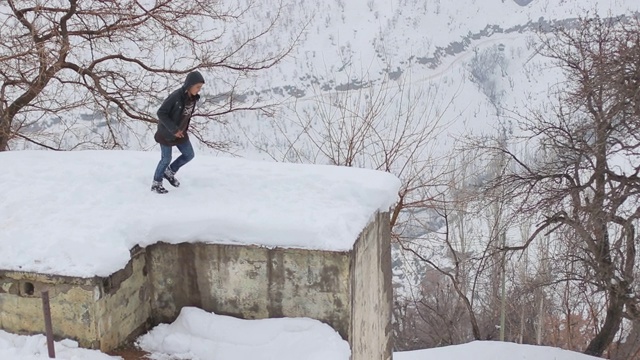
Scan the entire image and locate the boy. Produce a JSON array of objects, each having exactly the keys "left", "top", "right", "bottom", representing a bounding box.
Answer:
[{"left": 151, "top": 71, "right": 205, "bottom": 194}]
